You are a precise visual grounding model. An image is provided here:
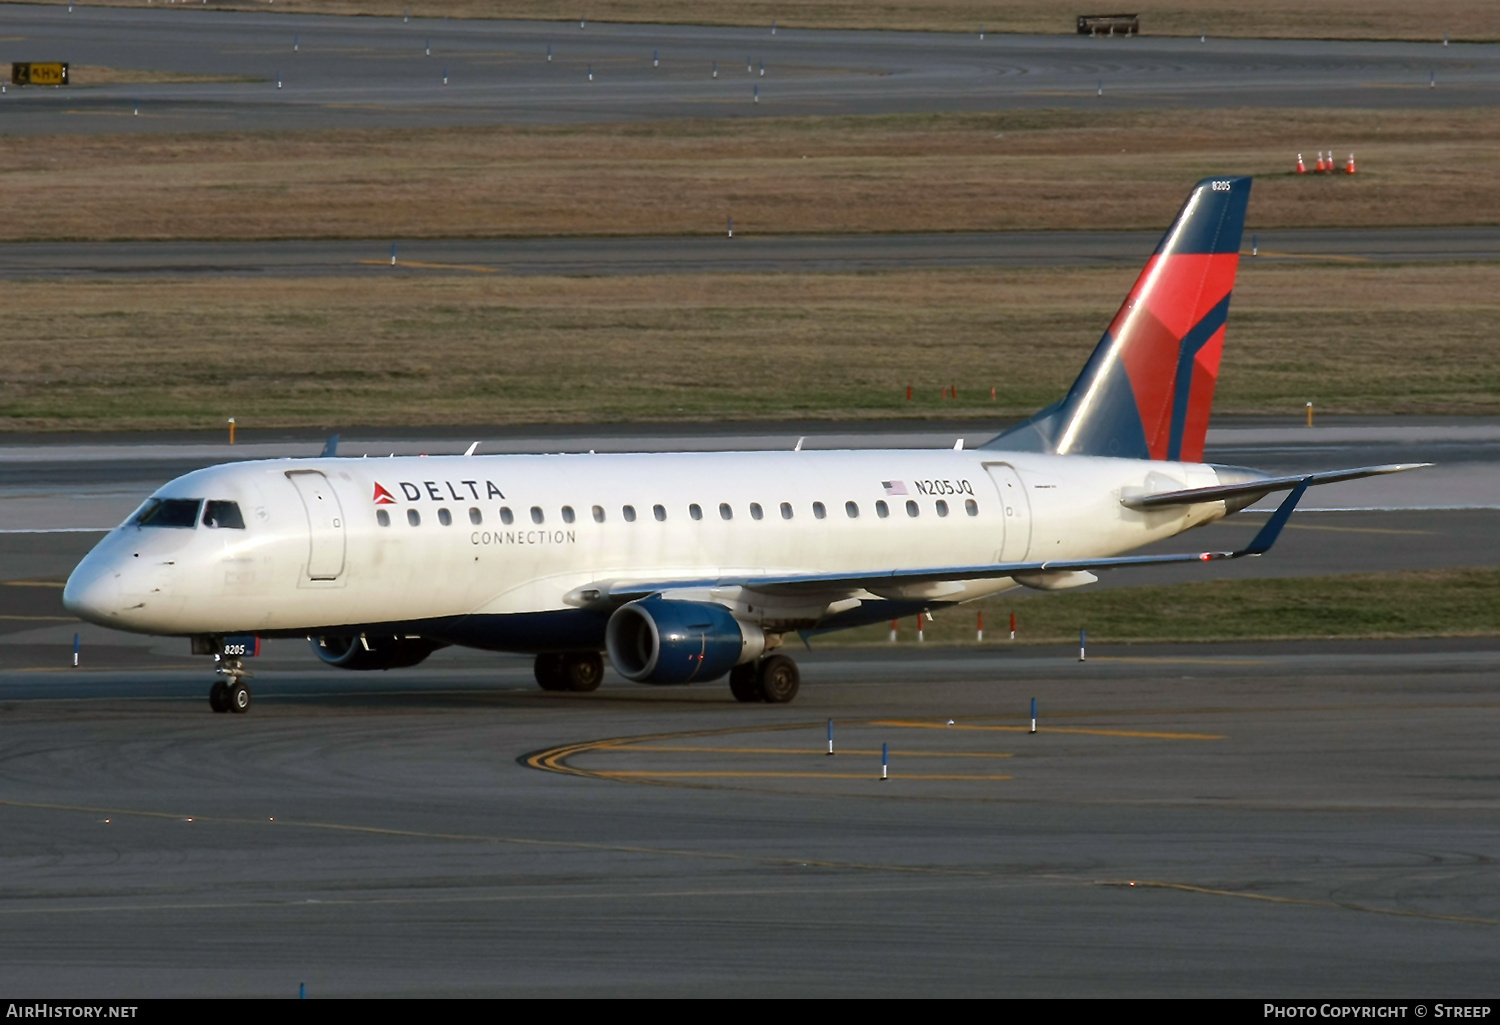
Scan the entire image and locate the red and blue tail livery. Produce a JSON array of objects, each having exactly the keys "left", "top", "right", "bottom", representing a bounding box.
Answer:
[{"left": 989, "top": 176, "right": 1251, "bottom": 462}]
